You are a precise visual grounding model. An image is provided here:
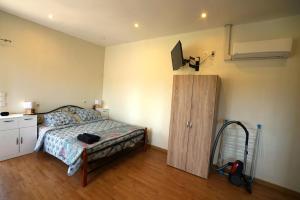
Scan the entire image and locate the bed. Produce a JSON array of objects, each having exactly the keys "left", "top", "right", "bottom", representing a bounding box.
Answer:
[{"left": 35, "top": 105, "right": 147, "bottom": 186}]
